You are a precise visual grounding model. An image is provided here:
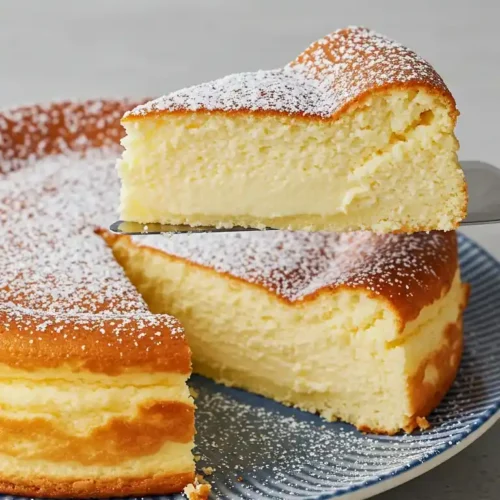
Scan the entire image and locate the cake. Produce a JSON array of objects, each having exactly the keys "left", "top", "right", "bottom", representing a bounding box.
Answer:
[
  {"left": 118, "top": 26, "right": 467, "bottom": 233},
  {"left": 0, "top": 102, "right": 195, "bottom": 498},
  {"left": 0, "top": 100, "right": 468, "bottom": 498},
  {"left": 103, "top": 229, "right": 468, "bottom": 434}
]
